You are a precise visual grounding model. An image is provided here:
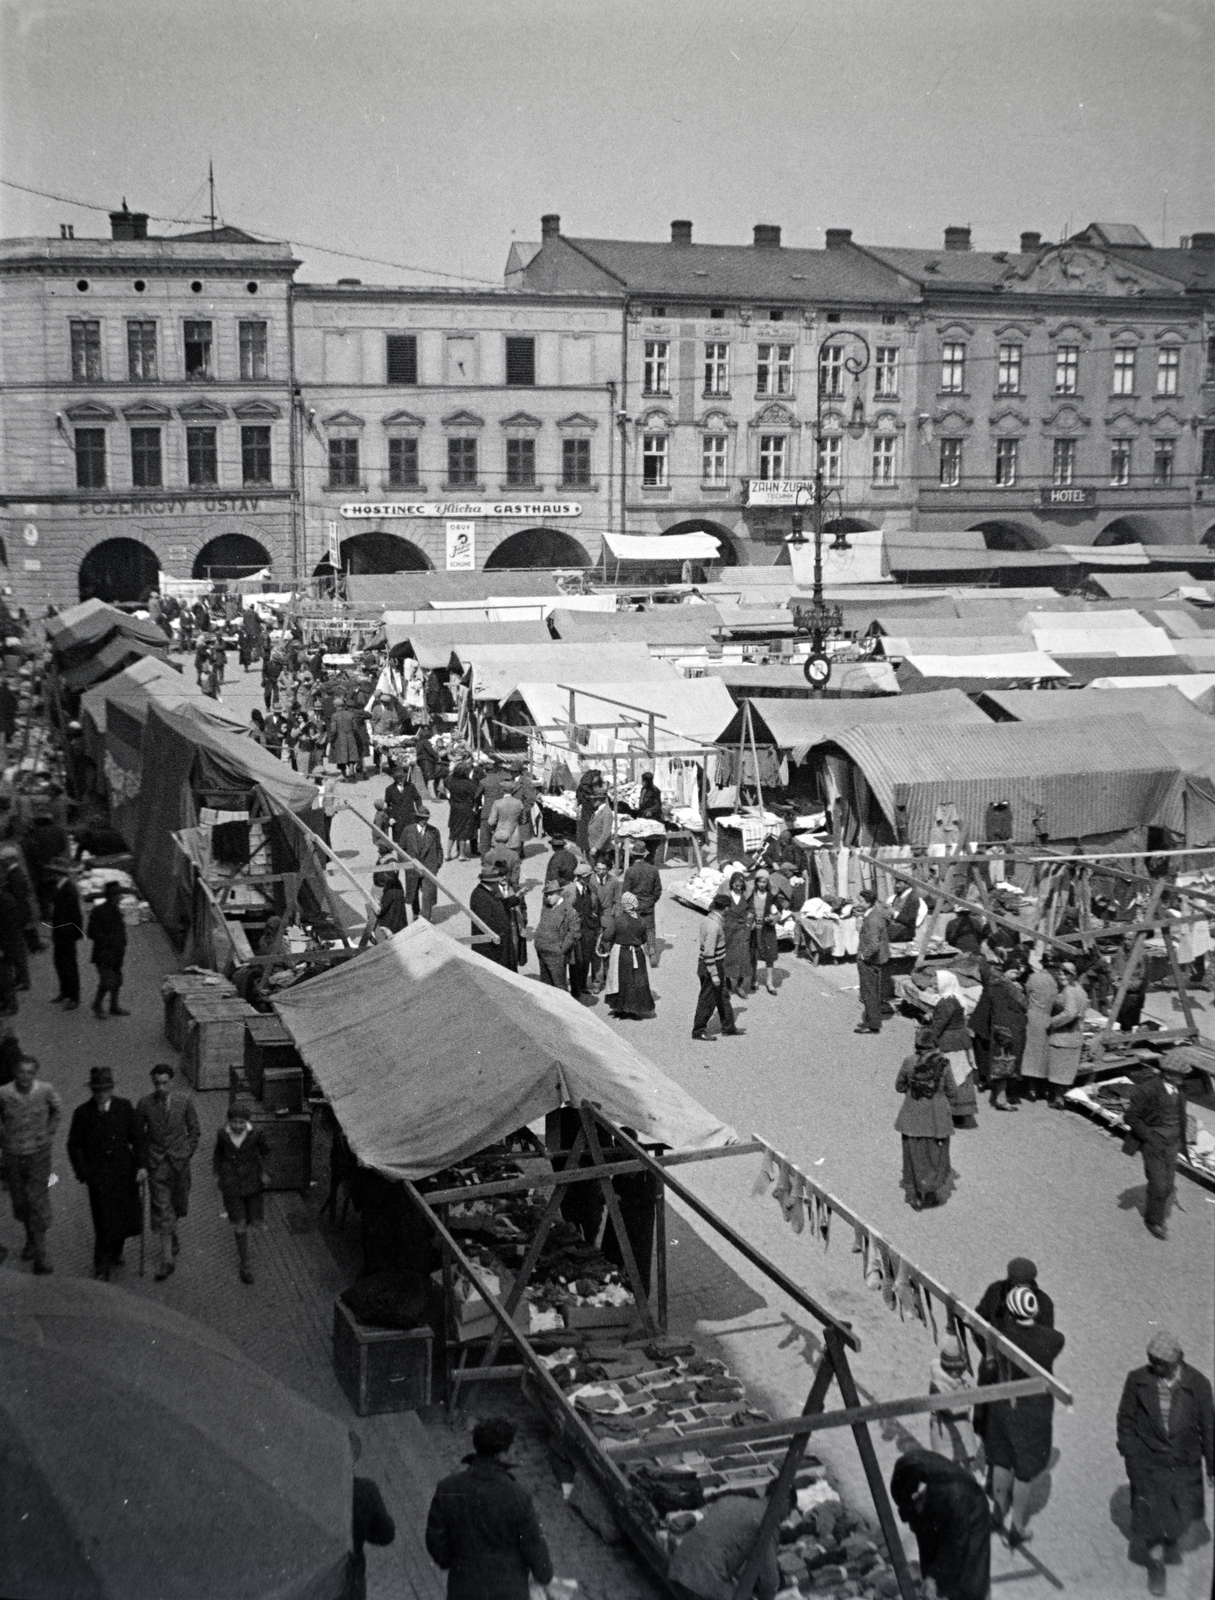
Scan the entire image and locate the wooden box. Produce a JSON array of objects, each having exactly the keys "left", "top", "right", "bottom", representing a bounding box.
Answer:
[
  {"left": 252, "top": 1111, "right": 312, "bottom": 1192},
  {"left": 163, "top": 973, "right": 235, "bottom": 1051},
  {"left": 333, "top": 1298, "right": 433, "bottom": 1416},
  {"left": 260, "top": 1065, "right": 305, "bottom": 1115},
  {"left": 182, "top": 996, "right": 257, "bottom": 1091},
  {"left": 243, "top": 1014, "right": 304, "bottom": 1101}
]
